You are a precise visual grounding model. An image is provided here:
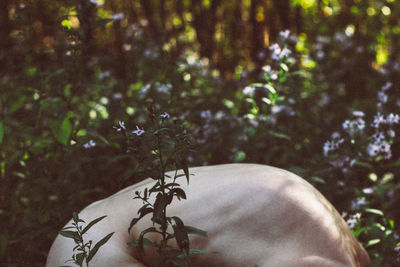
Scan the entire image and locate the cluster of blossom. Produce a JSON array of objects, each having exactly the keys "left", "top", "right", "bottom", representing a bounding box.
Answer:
[
  {"left": 269, "top": 43, "right": 292, "bottom": 61},
  {"left": 377, "top": 82, "right": 392, "bottom": 107},
  {"left": 323, "top": 132, "right": 345, "bottom": 156},
  {"left": 113, "top": 121, "right": 145, "bottom": 136},
  {"left": 366, "top": 110, "right": 399, "bottom": 159},
  {"left": 138, "top": 83, "right": 171, "bottom": 99},
  {"left": 83, "top": 139, "right": 96, "bottom": 149},
  {"left": 323, "top": 105, "right": 399, "bottom": 161},
  {"left": 341, "top": 212, "right": 361, "bottom": 229},
  {"left": 268, "top": 29, "right": 296, "bottom": 62},
  {"left": 342, "top": 110, "right": 366, "bottom": 136},
  {"left": 342, "top": 212, "right": 361, "bottom": 229},
  {"left": 261, "top": 65, "right": 278, "bottom": 80}
]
